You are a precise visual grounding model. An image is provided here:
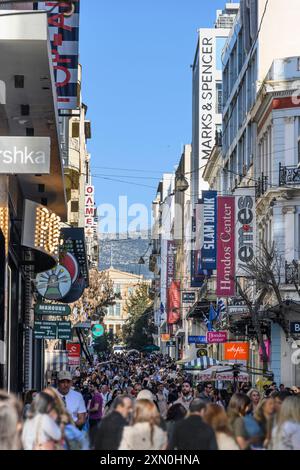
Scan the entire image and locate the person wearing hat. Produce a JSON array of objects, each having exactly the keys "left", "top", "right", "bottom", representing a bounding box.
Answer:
[{"left": 57, "top": 370, "right": 87, "bottom": 429}]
